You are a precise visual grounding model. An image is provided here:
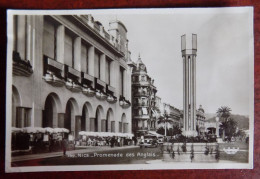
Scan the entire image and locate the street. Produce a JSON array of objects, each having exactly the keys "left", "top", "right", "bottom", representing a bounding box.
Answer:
[
  {"left": 11, "top": 141, "right": 249, "bottom": 166},
  {"left": 12, "top": 146, "right": 163, "bottom": 166}
]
